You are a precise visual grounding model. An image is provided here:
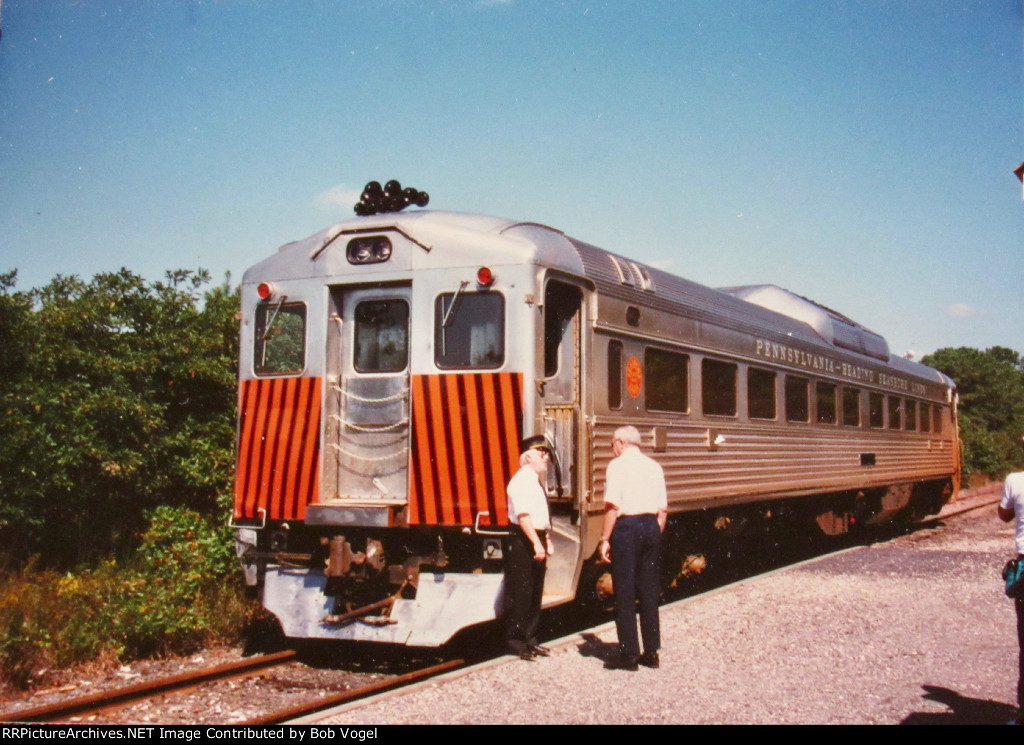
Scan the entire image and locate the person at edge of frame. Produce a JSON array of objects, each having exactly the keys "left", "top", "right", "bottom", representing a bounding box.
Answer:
[
  {"left": 999, "top": 470, "right": 1024, "bottom": 725},
  {"left": 503, "top": 435, "right": 555, "bottom": 661},
  {"left": 599, "top": 424, "right": 668, "bottom": 671}
]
